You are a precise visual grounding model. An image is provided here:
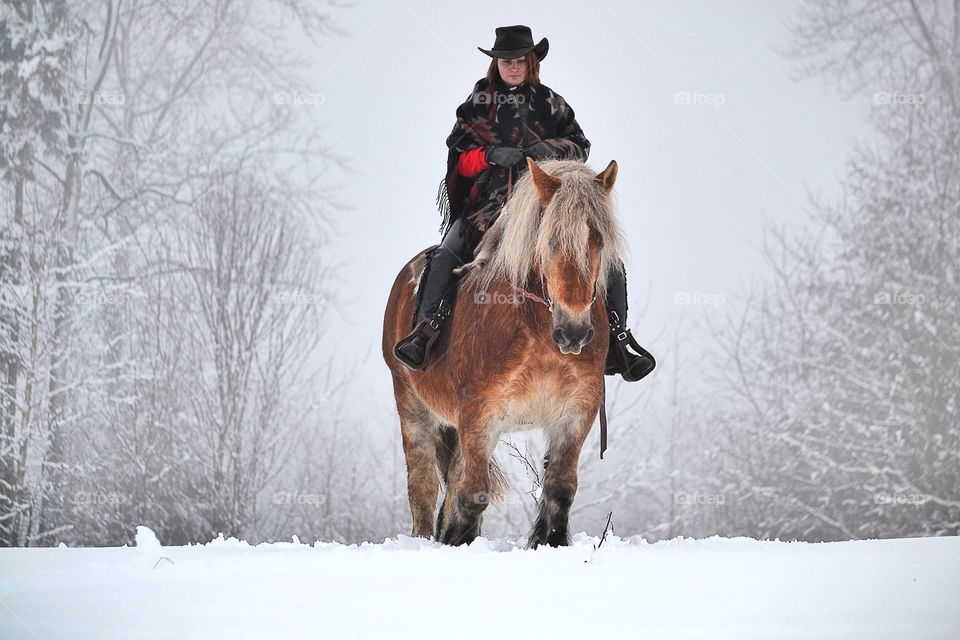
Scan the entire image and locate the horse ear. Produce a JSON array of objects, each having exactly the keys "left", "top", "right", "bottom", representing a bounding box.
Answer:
[
  {"left": 595, "top": 160, "right": 618, "bottom": 192},
  {"left": 527, "top": 157, "right": 561, "bottom": 206}
]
